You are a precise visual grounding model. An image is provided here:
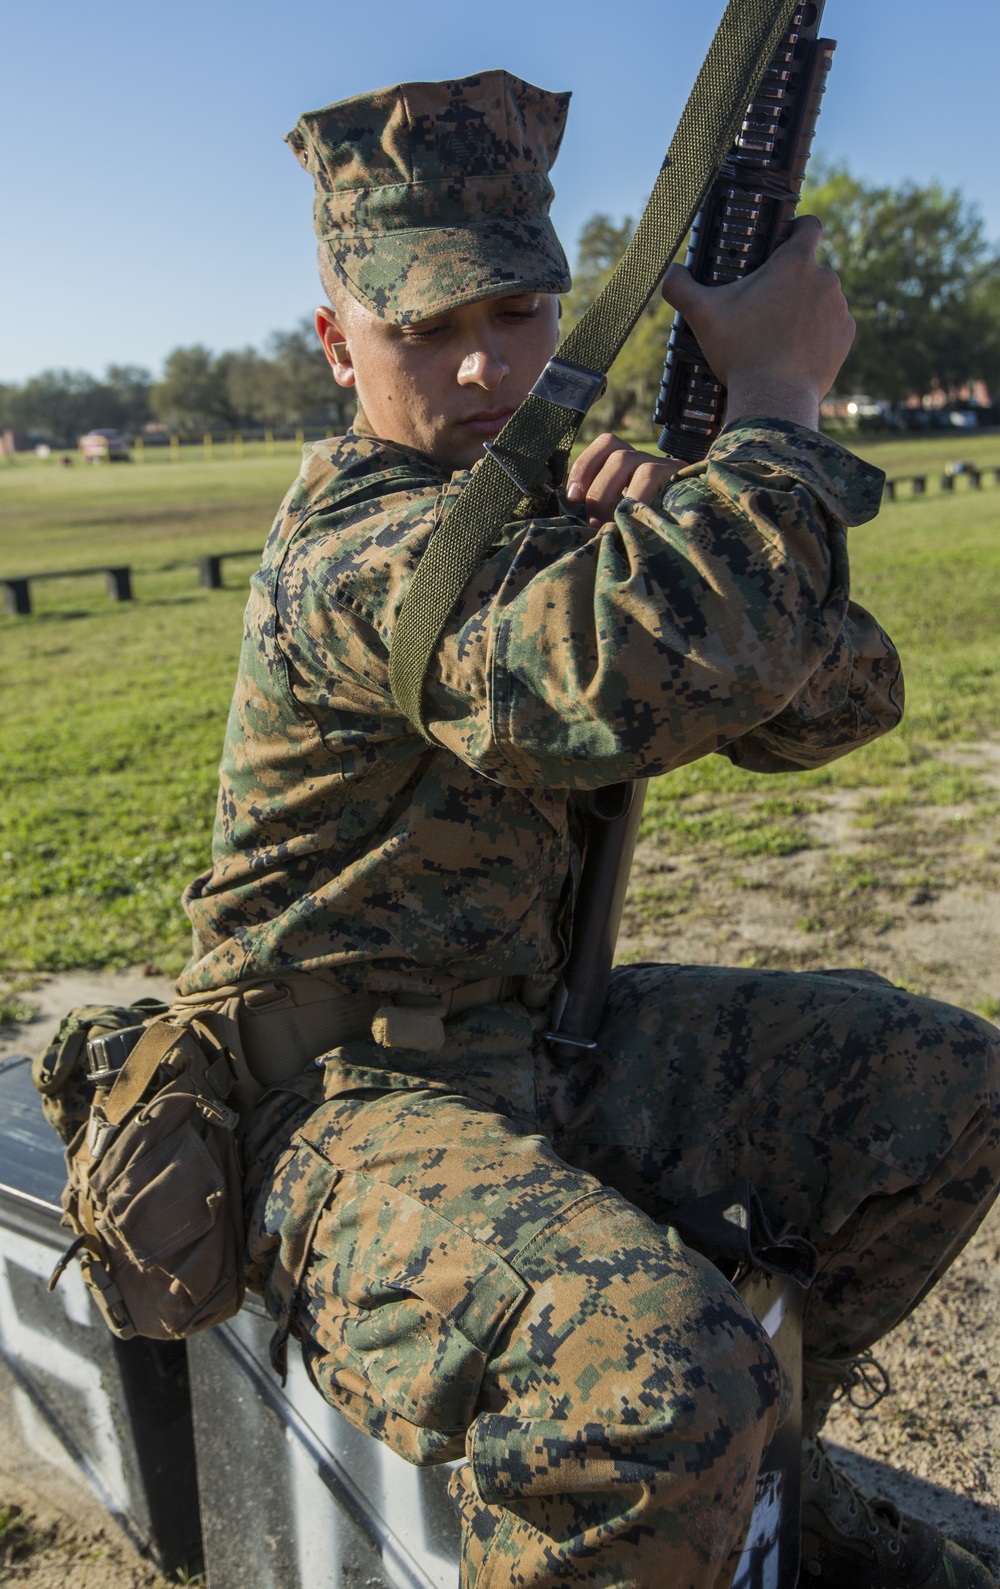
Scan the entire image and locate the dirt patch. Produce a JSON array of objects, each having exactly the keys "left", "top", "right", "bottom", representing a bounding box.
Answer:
[
  {"left": 0, "top": 1499, "right": 170, "bottom": 1588},
  {"left": 0, "top": 1362, "right": 174, "bottom": 1586},
  {"left": 619, "top": 741, "right": 1000, "bottom": 1020},
  {"left": 0, "top": 968, "right": 176, "bottom": 1065}
]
